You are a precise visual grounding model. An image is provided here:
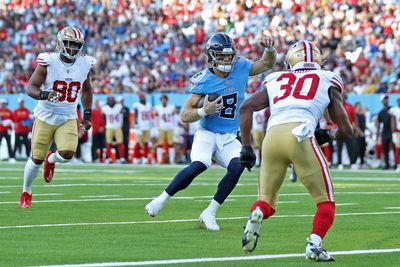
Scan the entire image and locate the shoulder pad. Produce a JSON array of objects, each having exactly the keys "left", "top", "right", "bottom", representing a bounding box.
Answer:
[
  {"left": 327, "top": 71, "right": 344, "bottom": 93},
  {"left": 36, "top": 52, "right": 52, "bottom": 67}
]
